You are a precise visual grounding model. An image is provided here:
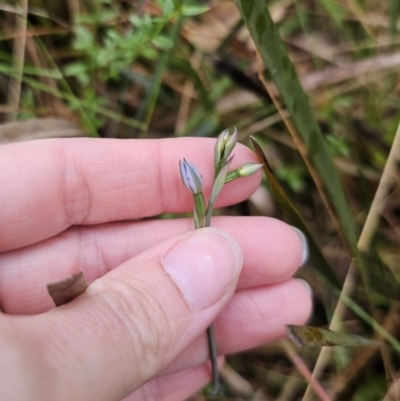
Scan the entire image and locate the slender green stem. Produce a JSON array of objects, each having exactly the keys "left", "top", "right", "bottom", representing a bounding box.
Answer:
[
  {"left": 205, "top": 201, "right": 214, "bottom": 227},
  {"left": 204, "top": 201, "right": 219, "bottom": 394},
  {"left": 194, "top": 198, "right": 220, "bottom": 393},
  {"left": 206, "top": 325, "right": 220, "bottom": 395}
]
